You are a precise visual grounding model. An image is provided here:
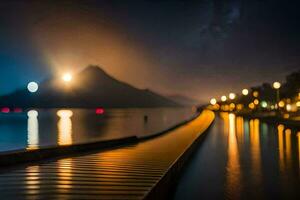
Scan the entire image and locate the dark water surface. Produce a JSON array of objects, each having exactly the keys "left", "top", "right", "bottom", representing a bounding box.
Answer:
[
  {"left": 0, "top": 108, "right": 194, "bottom": 152},
  {"left": 174, "top": 112, "right": 300, "bottom": 200}
]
